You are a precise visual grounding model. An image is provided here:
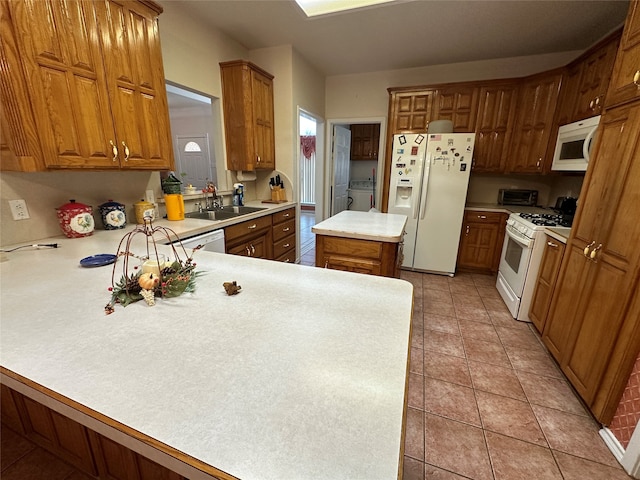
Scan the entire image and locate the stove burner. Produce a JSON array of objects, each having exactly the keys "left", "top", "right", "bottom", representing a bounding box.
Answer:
[{"left": 518, "top": 212, "right": 572, "bottom": 227}]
